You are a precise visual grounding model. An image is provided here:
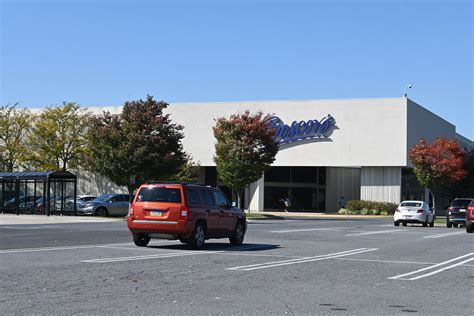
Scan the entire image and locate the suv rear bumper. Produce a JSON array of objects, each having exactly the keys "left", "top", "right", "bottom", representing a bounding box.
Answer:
[
  {"left": 447, "top": 215, "right": 466, "bottom": 224},
  {"left": 127, "top": 217, "right": 194, "bottom": 239}
]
